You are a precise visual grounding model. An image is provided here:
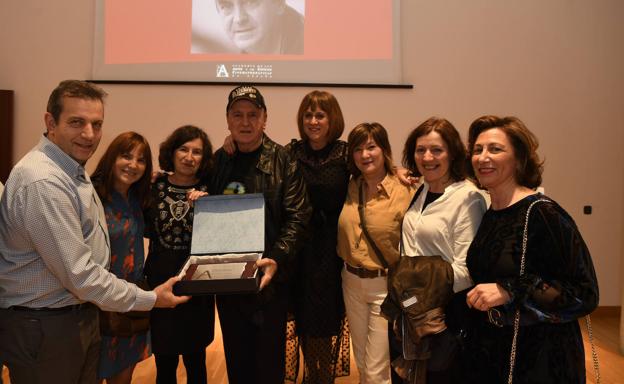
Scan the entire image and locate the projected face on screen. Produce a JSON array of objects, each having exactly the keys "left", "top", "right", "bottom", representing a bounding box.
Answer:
[
  {"left": 217, "top": 0, "right": 284, "bottom": 53},
  {"left": 191, "top": 0, "right": 305, "bottom": 55}
]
